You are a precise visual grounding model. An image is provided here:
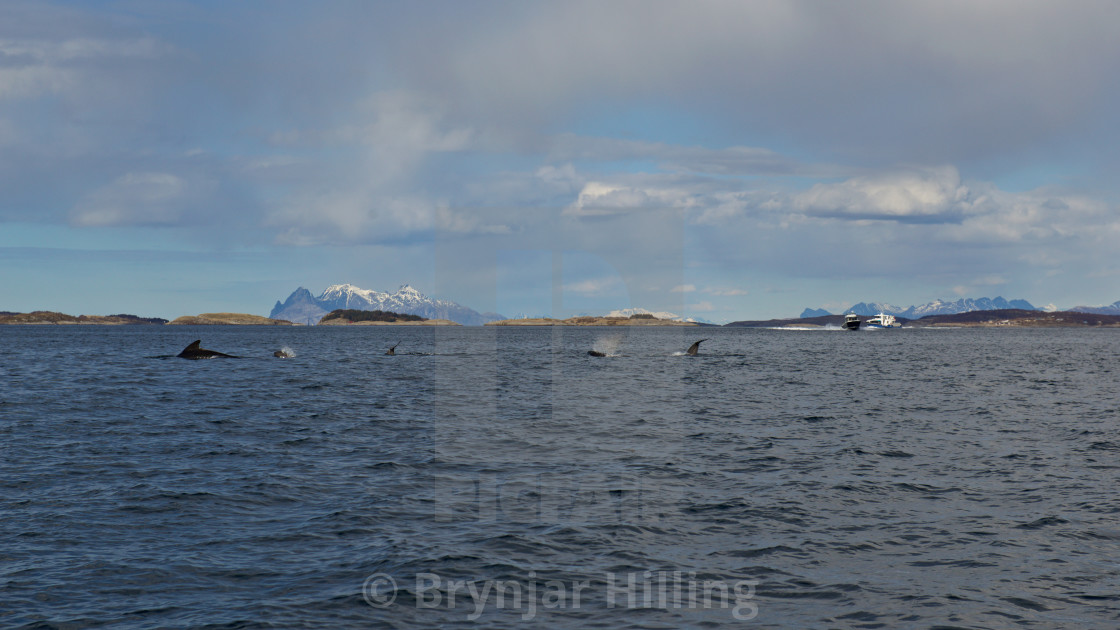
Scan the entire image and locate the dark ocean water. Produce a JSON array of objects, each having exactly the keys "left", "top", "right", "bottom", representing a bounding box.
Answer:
[{"left": 2, "top": 325, "right": 1120, "bottom": 629}]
